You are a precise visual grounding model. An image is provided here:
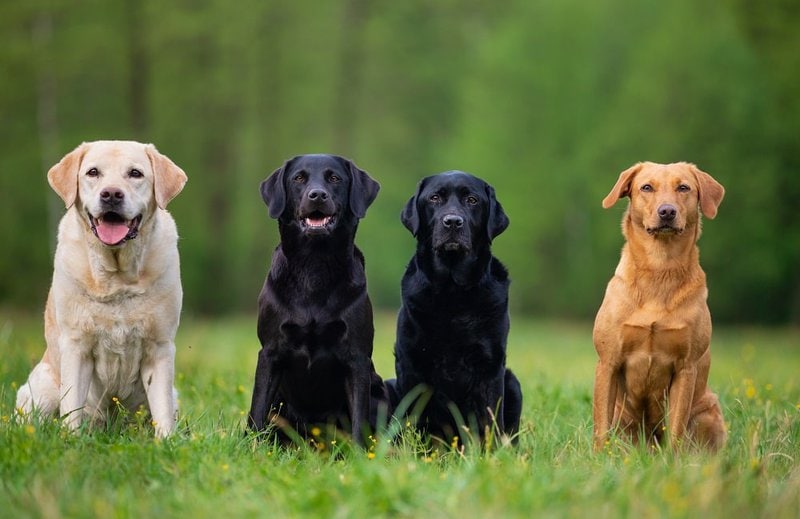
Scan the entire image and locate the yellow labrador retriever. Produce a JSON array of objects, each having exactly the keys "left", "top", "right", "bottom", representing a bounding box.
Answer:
[
  {"left": 593, "top": 161, "right": 726, "bottom": 451},
  {"left": 16, "top": 140, "right": 187, "bottom": 437}
]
